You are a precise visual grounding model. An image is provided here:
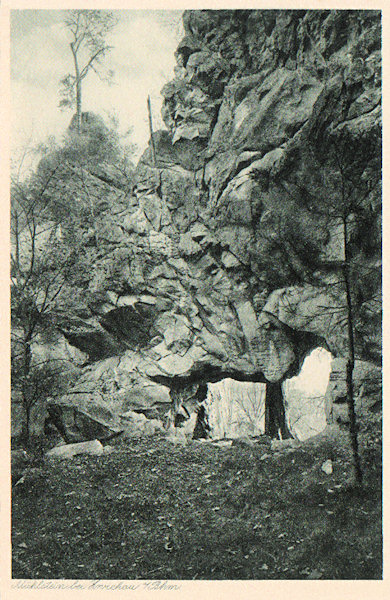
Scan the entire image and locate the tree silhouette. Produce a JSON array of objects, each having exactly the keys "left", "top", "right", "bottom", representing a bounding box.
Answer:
[
  {"left": 59, "top": 10, "right": 118, "bottom": 132},
  {"left": 11, "top": 164, "right": 82, "bottom": 441},
  {"left": 252, "top": 120, "right": 381, "bottom": 483}
]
